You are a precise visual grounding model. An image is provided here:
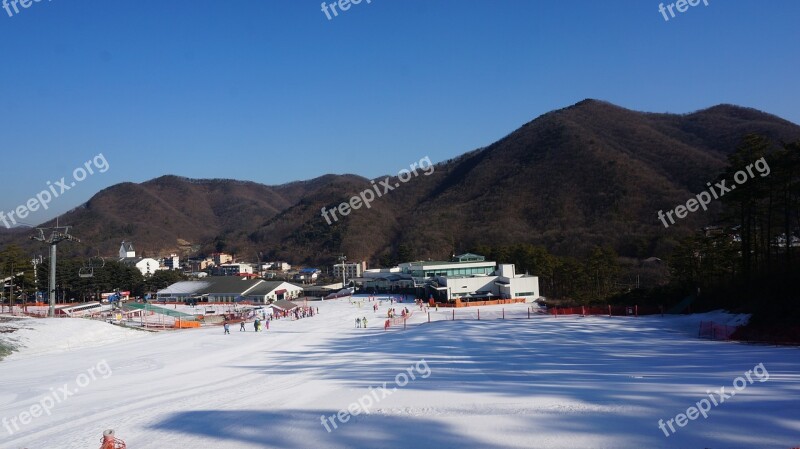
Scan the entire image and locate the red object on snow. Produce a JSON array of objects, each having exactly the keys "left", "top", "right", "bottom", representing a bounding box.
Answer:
[{"left": 100, "top": 429, "right": 126, "bottom": 449}]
